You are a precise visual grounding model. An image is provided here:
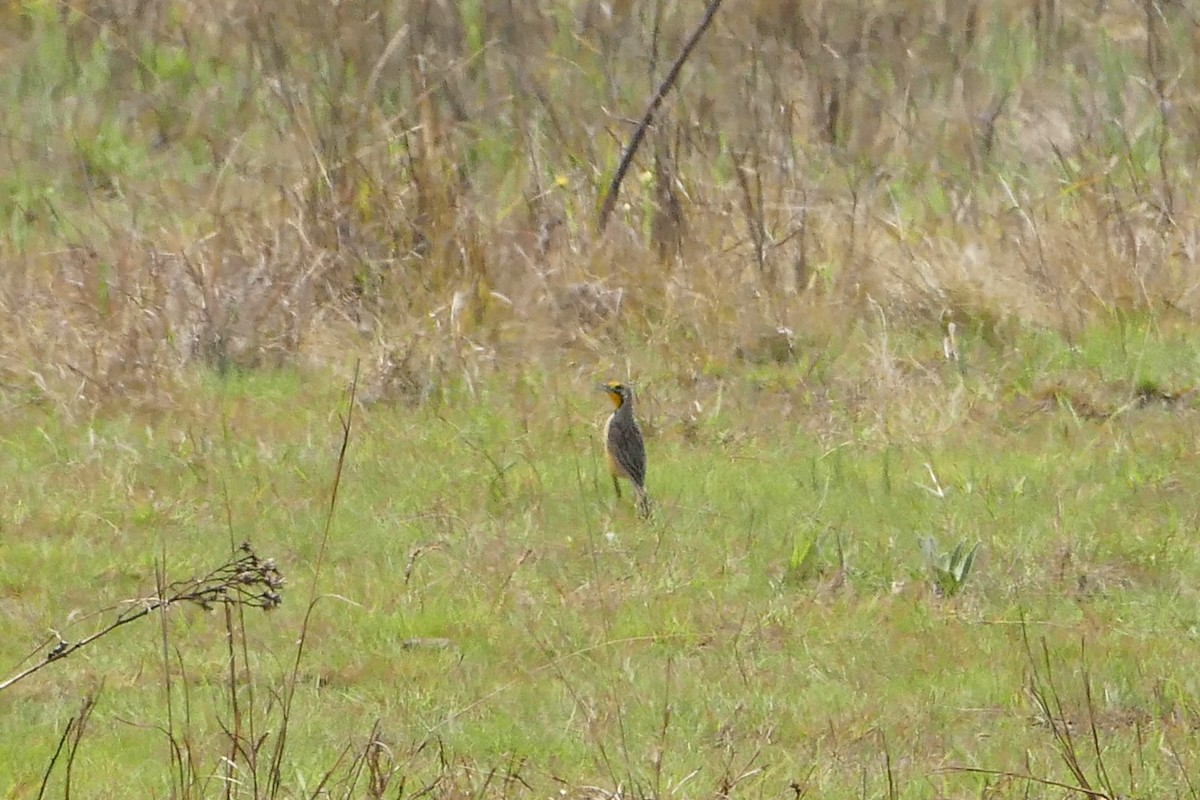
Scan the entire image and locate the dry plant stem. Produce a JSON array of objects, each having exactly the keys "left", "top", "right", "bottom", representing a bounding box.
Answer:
[
  {"left": 651, "top": 656, "right": 674, "bottom": 800},
  {"left": 881, "top": 730, "right": 897, "bottom": 800},
  {"left": 0, "top": 545, "right": 282, "bottom": 693},
  {"left": 940, "top": 620, "right": 1122, "bottom": 799},
  {"left": 1143, "top": 0, "right": 1175, "bottom": 222},
  {"left": 1079, "top": 641, "right": 1117, "bottom": 798},
  {"left": 939, "top": 766, "right": 1111, "bottom": 799},
  {"left": 1161, "top": 723, "right": 1200, "bottom": 800},
  {"left": 1027, "top": 635, "right": 1097, "bottom": 794},
  {"left": 36, "top": 694, "right": 99, "bottom": 800},
  {"left": 155, "top": 557, "right": 185, "bottom": 797},
  {"left": 217, "top": 424, "right": 261, "bottom": 799},
  {"left": 62, "top": 694, "right": 98, "bottom": 800},
  {"left": 265, "top": 360, "right": 360, "bottom": 799},
  {"left": 222, "top": 603, "right": 243, "bottom": 800},
  {"left": 168, "top": 648, "right": 199, "bottom": 797},
  {"left": 730, "top": 147, "right": 769, "bottom": 279},
  {"left": 597, "top": 0, "right": 724, "bottom": 234},
  {"left": 35, "top": 714, "right": 74, "bottom": 800},
  {"left": 347, "top": 729, "right": 375, "bottom": 799}
]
